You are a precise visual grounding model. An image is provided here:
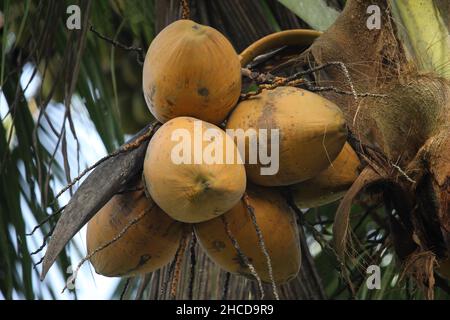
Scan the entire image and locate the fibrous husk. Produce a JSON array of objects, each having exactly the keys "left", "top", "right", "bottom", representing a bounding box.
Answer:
[
  {"left": 400, "top": 250, "right": 437, "bottom": 300},
  {"left": 299, "top": 0, "right": 450, "bottom": 292},
  {"left": 436, "top": 256, "right": 450, "bottom": 280}
]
